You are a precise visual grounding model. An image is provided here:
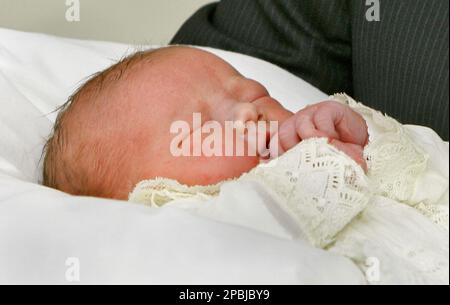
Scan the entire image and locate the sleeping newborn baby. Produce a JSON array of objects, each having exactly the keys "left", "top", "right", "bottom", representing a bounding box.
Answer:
[
  {"left": 43, "top": 46, "right": 448, "bottom": 284},
  {"left": 43, "top": 46, "right": 369, "bottom": 200}
]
